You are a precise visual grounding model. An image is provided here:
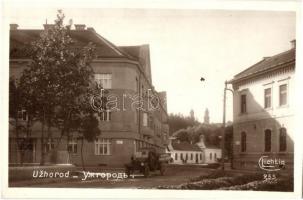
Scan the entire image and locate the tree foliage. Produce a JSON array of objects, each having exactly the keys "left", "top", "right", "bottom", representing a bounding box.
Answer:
[
  {"left": 168, "top": 113, "right": 199, "bottom": 135},
  {"left": 12, "top": 10, "right": 101, "bottom": 165}
]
